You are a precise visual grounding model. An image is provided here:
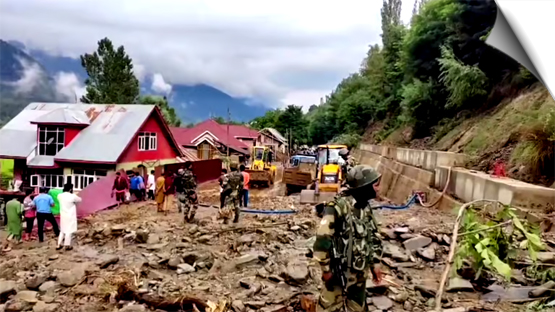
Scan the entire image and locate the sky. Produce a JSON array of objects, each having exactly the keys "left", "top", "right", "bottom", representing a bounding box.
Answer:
[{"left": 0, "top": 0, "right": 415, "bottom": 109}]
